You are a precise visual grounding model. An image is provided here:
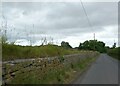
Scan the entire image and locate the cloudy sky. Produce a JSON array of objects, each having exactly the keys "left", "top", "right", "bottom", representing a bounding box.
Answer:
[{"left": 1, "top": 2, "right": 118, "bottom": 47}]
